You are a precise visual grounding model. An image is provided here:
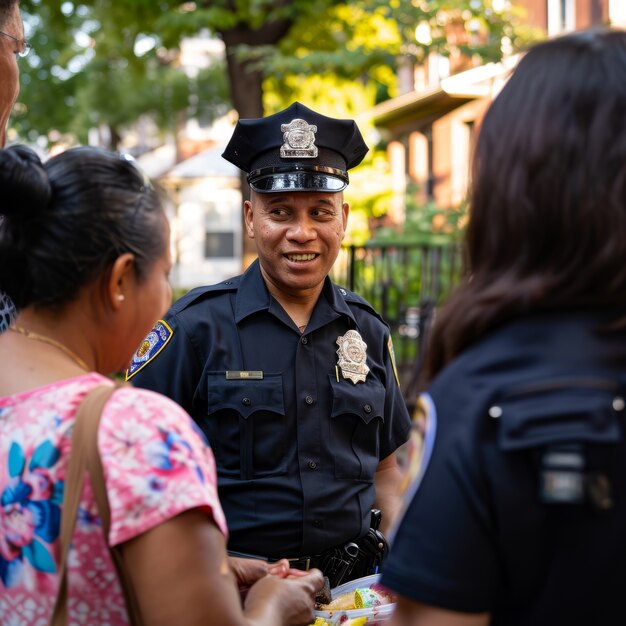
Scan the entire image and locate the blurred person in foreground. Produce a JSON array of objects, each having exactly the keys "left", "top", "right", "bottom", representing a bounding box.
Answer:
[
  {"left": 0, "top": 145, "right": 322, "bottom": 625},
  {"left": 382, "top": 28, "right": 626, "bottom": 626},
  {"left": 128, "top": 102, "right": 412, "bottom": 587},
  {"left": 0, "top": 0, "right": 23, "bottom": 146},
  {"left": 0, "top": 0, "right": 28, "bottom": 331}
]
